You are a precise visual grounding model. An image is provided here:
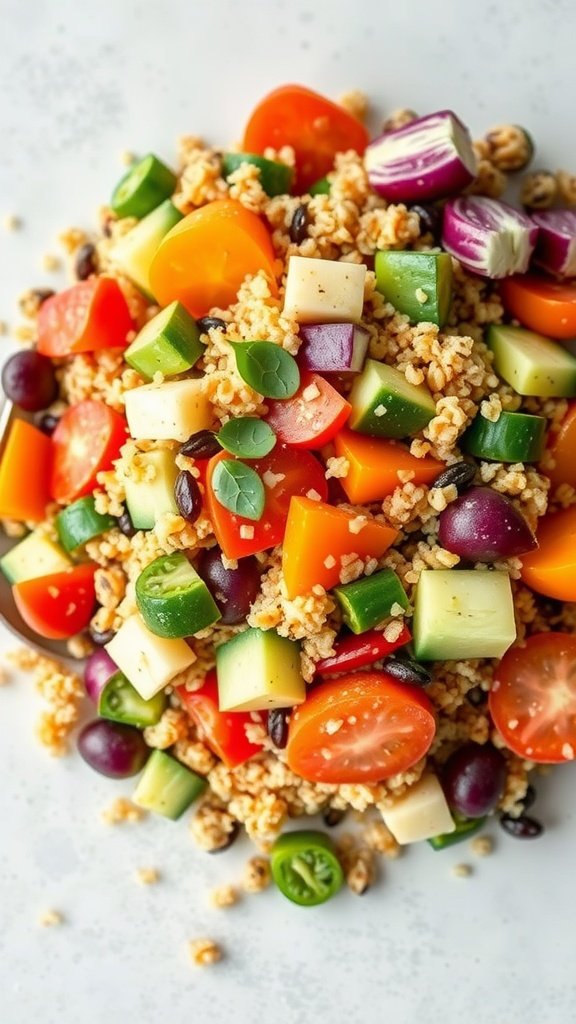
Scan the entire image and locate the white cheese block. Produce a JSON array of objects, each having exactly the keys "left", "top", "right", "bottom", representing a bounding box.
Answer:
[
  {"left": 283, "top": 255, "right": 366, "bottom": 324},
  {"left": 105, "top": 614, "right": 196, "bottom": 700},
  {"left": 380, "top": 774, "right": 455, "bottom": 845},
  {"left": 124, "top": 378, "right": 213, "bottom": 442}
]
